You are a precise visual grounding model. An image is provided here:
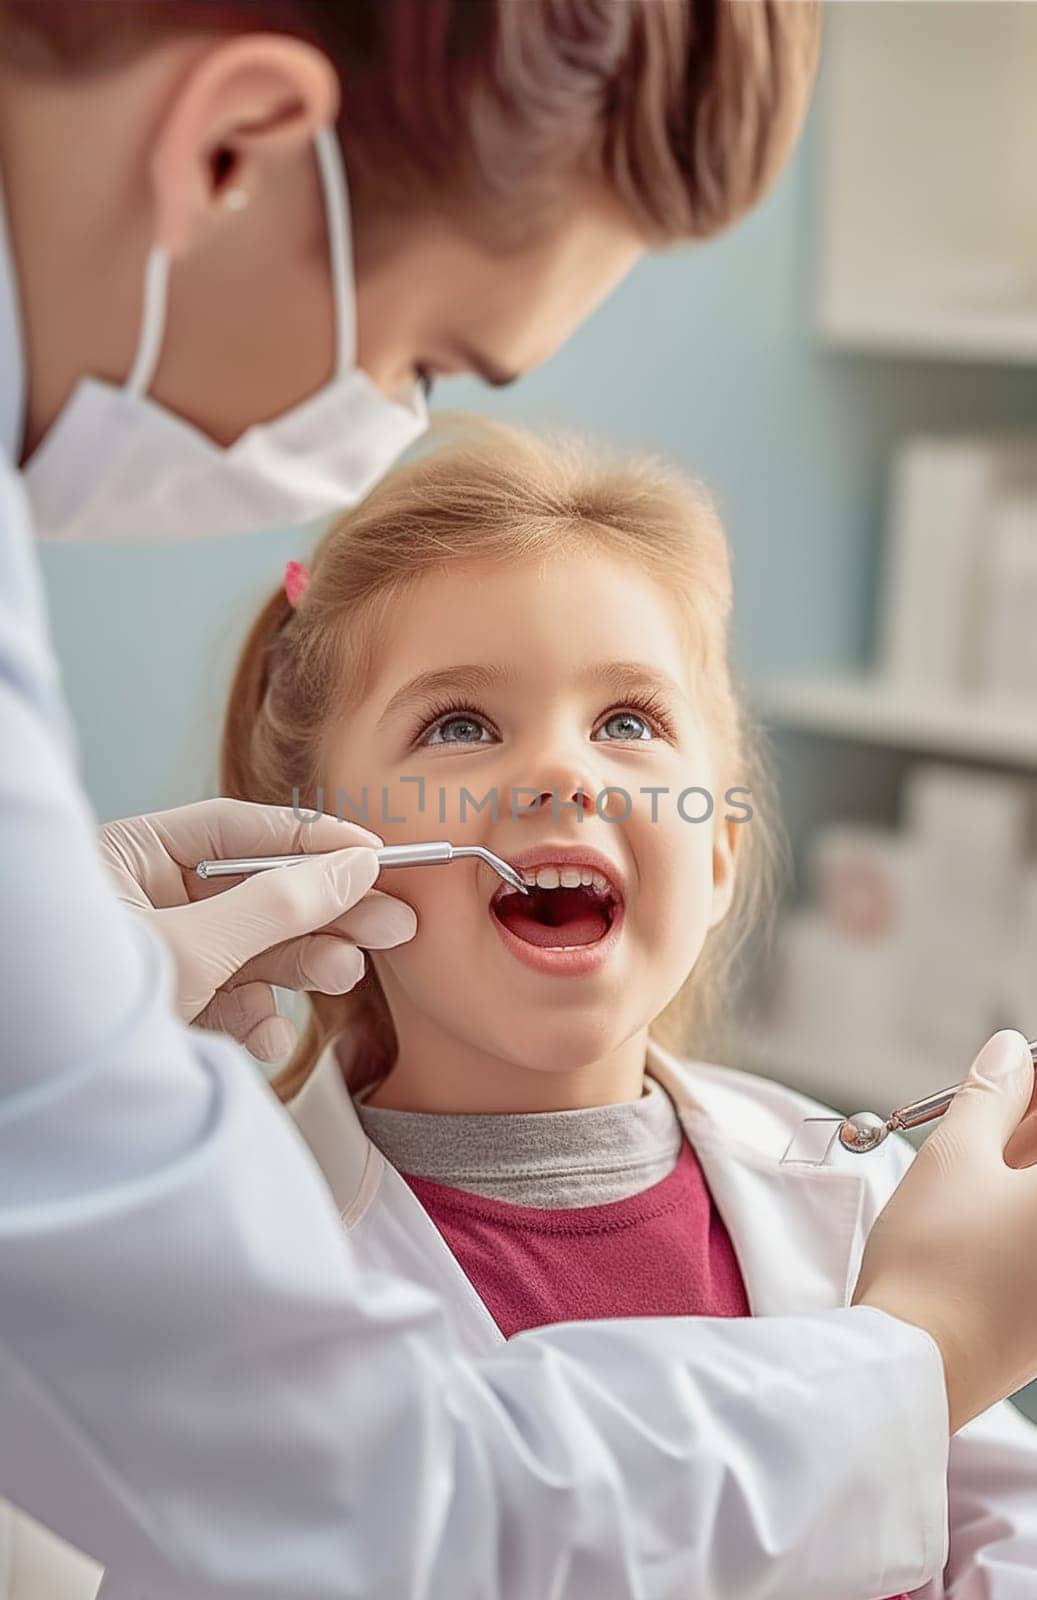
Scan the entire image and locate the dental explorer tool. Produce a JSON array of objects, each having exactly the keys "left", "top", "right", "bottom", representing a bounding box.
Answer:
[
  {"left": 195, "top": 840, "right": 530, "bottom": 896},
  {"left": 784, "top": 1037, "right": 1037, "bottom": 1162}
]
